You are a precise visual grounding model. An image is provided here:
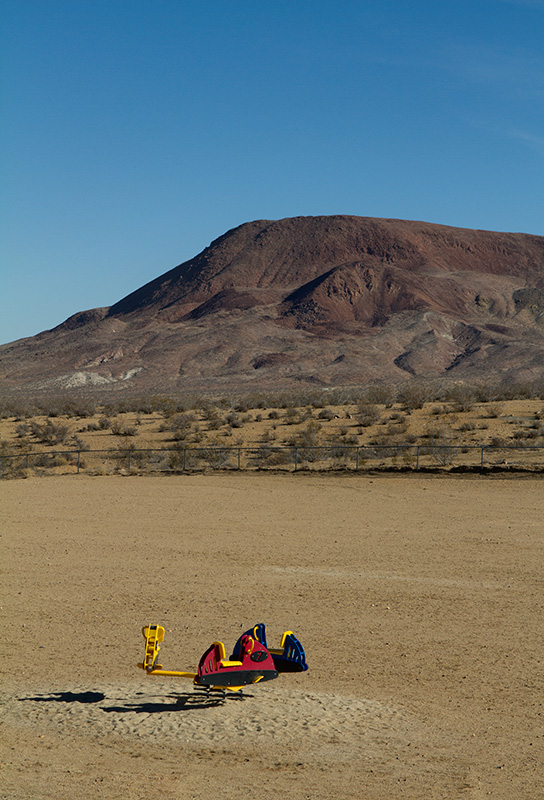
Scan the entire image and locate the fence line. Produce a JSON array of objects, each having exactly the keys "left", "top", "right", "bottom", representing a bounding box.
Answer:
[{"left": 2, "top": 443, "right": 544, "bottom": 477}]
